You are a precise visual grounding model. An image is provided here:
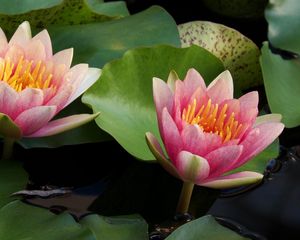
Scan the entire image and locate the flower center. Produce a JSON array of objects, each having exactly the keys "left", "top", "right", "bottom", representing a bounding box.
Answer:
[
  {"left": 0, "top": 56, "right": 54, "bottom": 92},
  {"left": 182, "top": 98, "right": 243, "bottom": 143}
]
